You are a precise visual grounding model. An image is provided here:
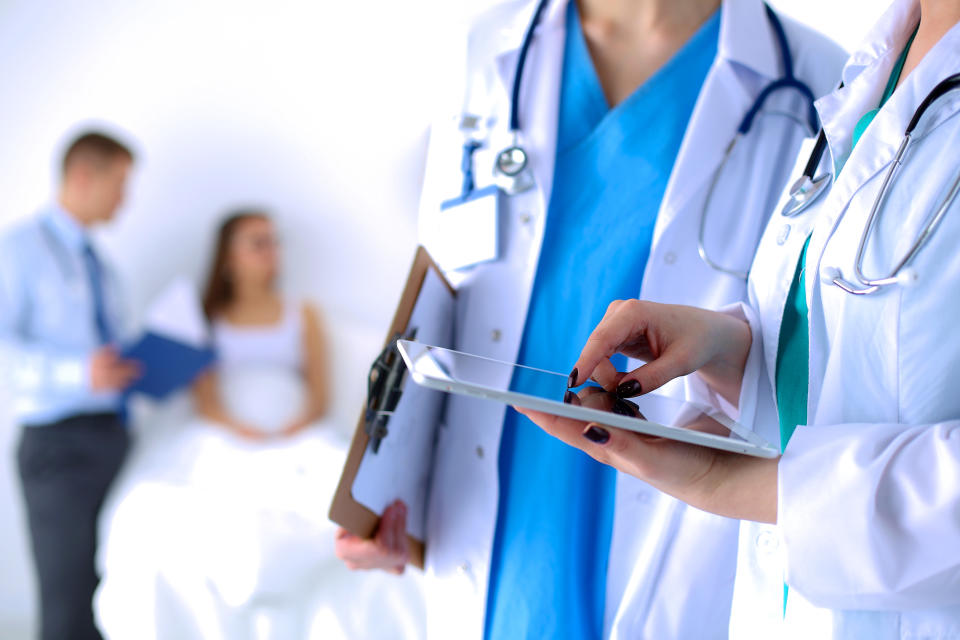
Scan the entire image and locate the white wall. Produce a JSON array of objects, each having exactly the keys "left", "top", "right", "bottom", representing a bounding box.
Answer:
[{"left": 0, "top": 0, "right": 892, "bottom": 637}]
